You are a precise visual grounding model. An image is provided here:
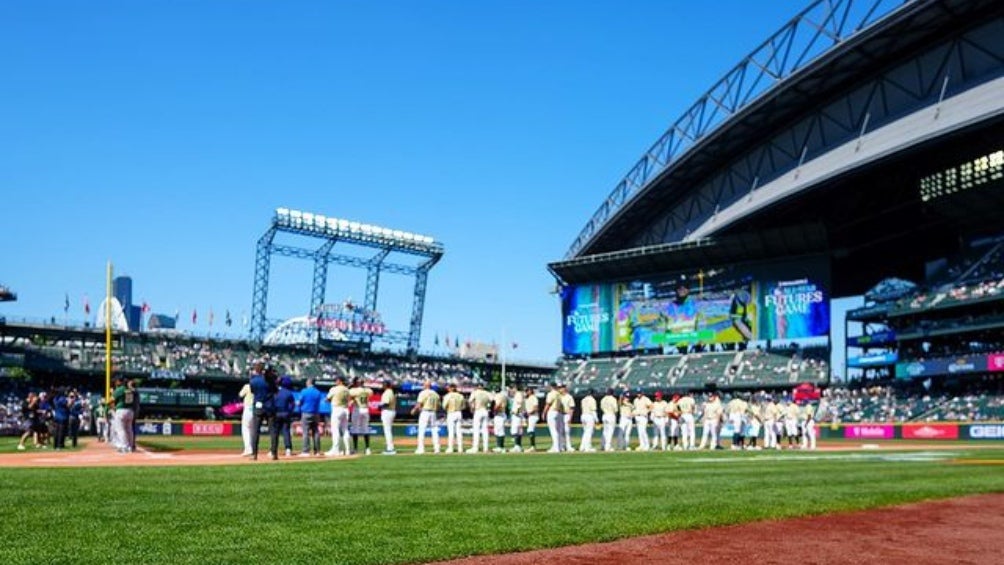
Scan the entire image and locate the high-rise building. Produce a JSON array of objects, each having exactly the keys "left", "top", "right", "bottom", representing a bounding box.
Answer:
[{"left": 113, "top": 276, "right": 141, "bottom": 331}]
